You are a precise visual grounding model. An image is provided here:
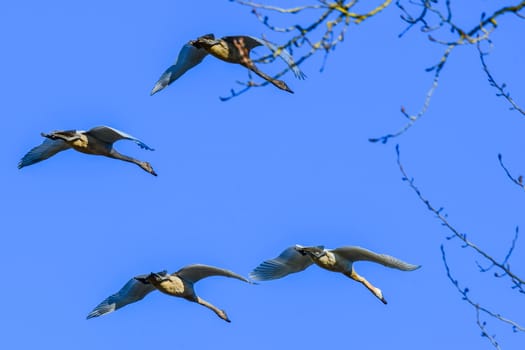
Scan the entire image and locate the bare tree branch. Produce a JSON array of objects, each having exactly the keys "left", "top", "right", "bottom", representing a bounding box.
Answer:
[
  {"left": 369, "top": 48, "right": 446, "bottom": 144},
  {"left": 229, "top": 0, "right": 524, "bottom": 125},
  {"left": 232, "top": 1, "right": 323, "bottom": 14},
  {"left": 477, "top": 308, "right": 502, "bottom": 350},
  {"left": 440, "top": 245, "right": 523, "bottom": 332},
  {"left": 442, "top": 246, "right": 504, "bottom": 350},
  {"left": 225, "top": 0, "right": 393, "bottom": 100},
  {"left": 370, "top": 1, "right": 525, "bottom": 141},
  {"left": 477, "top": 41, "right": 525, "bottom": 116},
  {"left": 498, "top": 153, "right": 525, "bottom": 190},
  {"left": 396, "top": 145, "right": 524, "bottom": 289},
  {"left": 395, "top": 144, "right": 524, "bottom": 346}
]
